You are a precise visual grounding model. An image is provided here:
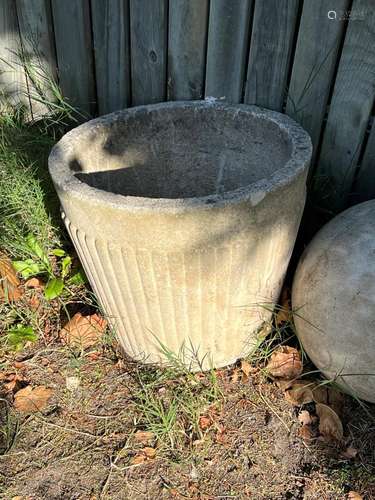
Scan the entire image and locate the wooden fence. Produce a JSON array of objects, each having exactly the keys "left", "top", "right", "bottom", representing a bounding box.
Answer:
[{"left": 0, "top": 0, "right": 374, "bottom": 213}]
